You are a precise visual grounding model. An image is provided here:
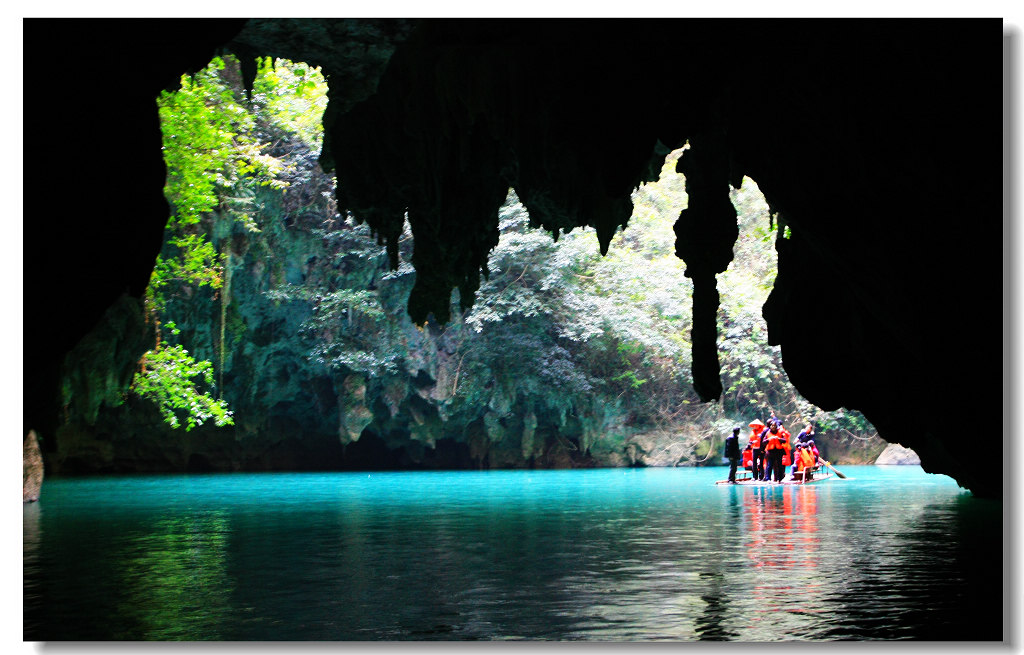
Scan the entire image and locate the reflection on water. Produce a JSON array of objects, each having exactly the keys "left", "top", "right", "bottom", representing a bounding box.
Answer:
[
  {"left": 24, "top": 467, "right": 1001, "bottom": 641},
  {"left": 115, "top": 513, "right": 232, "bottom": 639}
]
